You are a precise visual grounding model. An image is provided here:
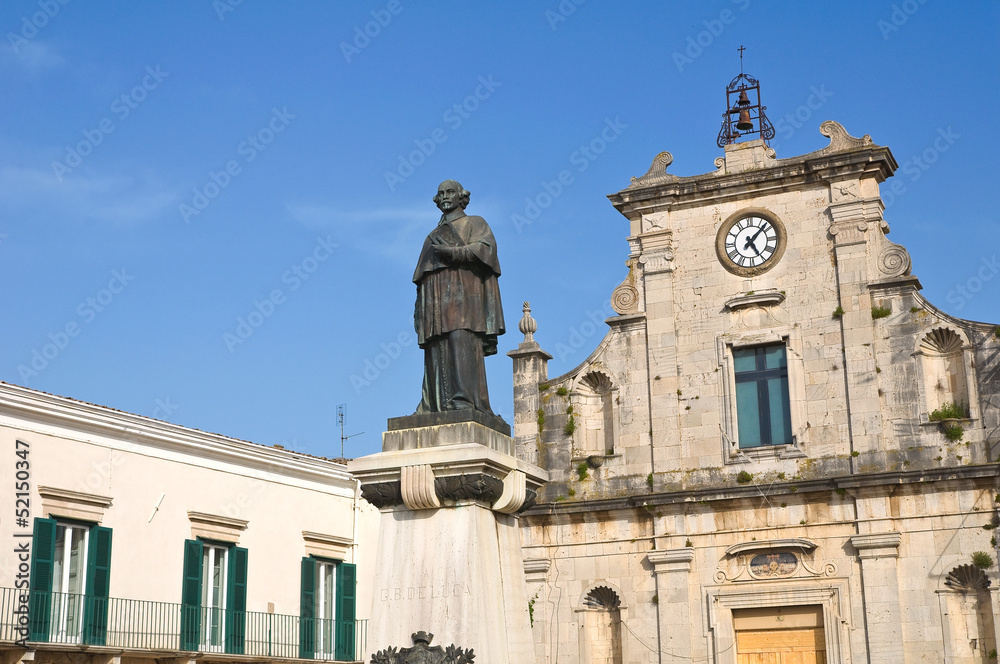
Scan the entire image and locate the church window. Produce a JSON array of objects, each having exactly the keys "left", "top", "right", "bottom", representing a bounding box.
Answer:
[{"left": 733, "top": 344, "right": 792, "bottom": 447}]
